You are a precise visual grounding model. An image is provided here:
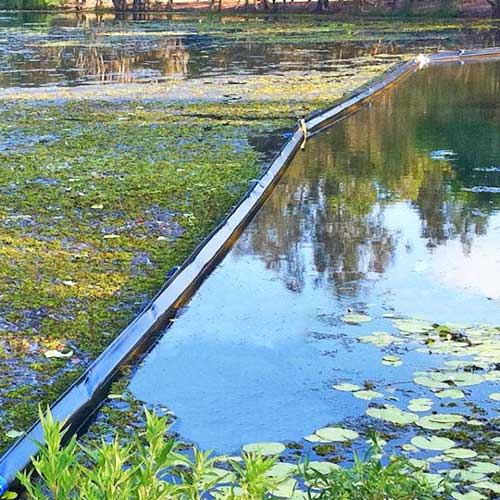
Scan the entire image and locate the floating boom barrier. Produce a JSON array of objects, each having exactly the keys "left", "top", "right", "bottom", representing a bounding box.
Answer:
[{"left": 1, "top": 46, "right": 500, "bottom": 494}]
